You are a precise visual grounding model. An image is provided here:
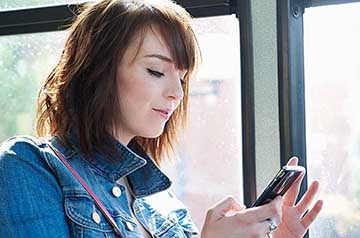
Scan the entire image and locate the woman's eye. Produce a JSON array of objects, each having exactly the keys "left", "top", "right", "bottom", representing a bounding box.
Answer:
[{"left": 147, "top": 69, "right": 164, "bottom": 78}]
